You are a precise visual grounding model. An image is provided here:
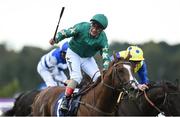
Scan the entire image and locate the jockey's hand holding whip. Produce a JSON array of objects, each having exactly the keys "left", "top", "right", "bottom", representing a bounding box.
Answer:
[{"left": 49, "top": 7, "right": 65, "bottom": 46}]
